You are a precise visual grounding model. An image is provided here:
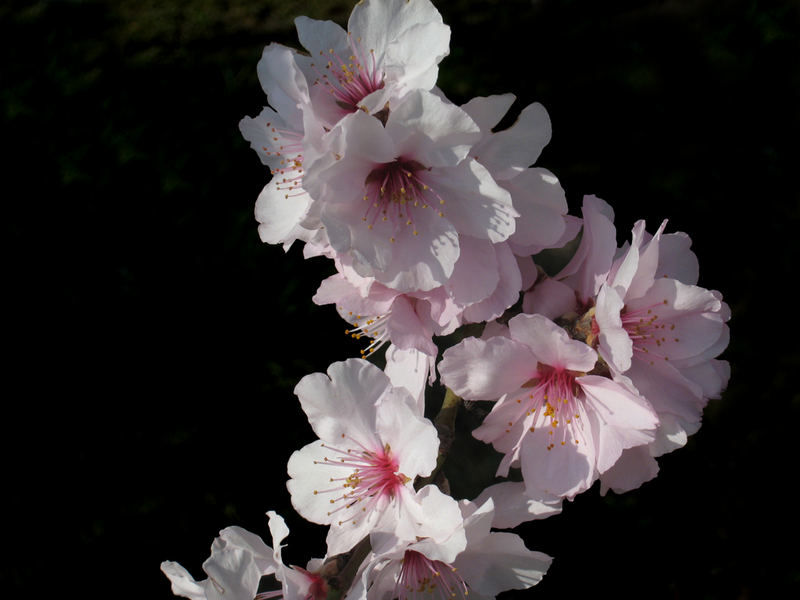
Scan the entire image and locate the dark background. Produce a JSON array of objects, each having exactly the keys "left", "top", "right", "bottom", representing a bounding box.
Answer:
[{"left": 4, "top": 0, "right": 799, "bottom": 598}]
